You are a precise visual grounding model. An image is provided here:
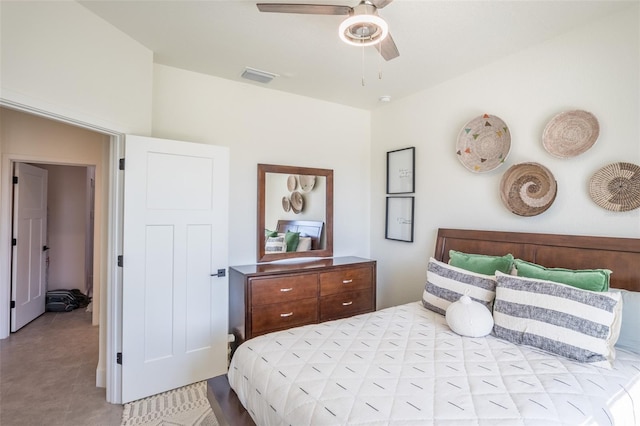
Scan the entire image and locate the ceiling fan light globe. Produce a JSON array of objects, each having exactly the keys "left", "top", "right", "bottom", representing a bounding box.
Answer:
[{"left": 338, "top": 14, "right": 389, "bottom": 47}]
